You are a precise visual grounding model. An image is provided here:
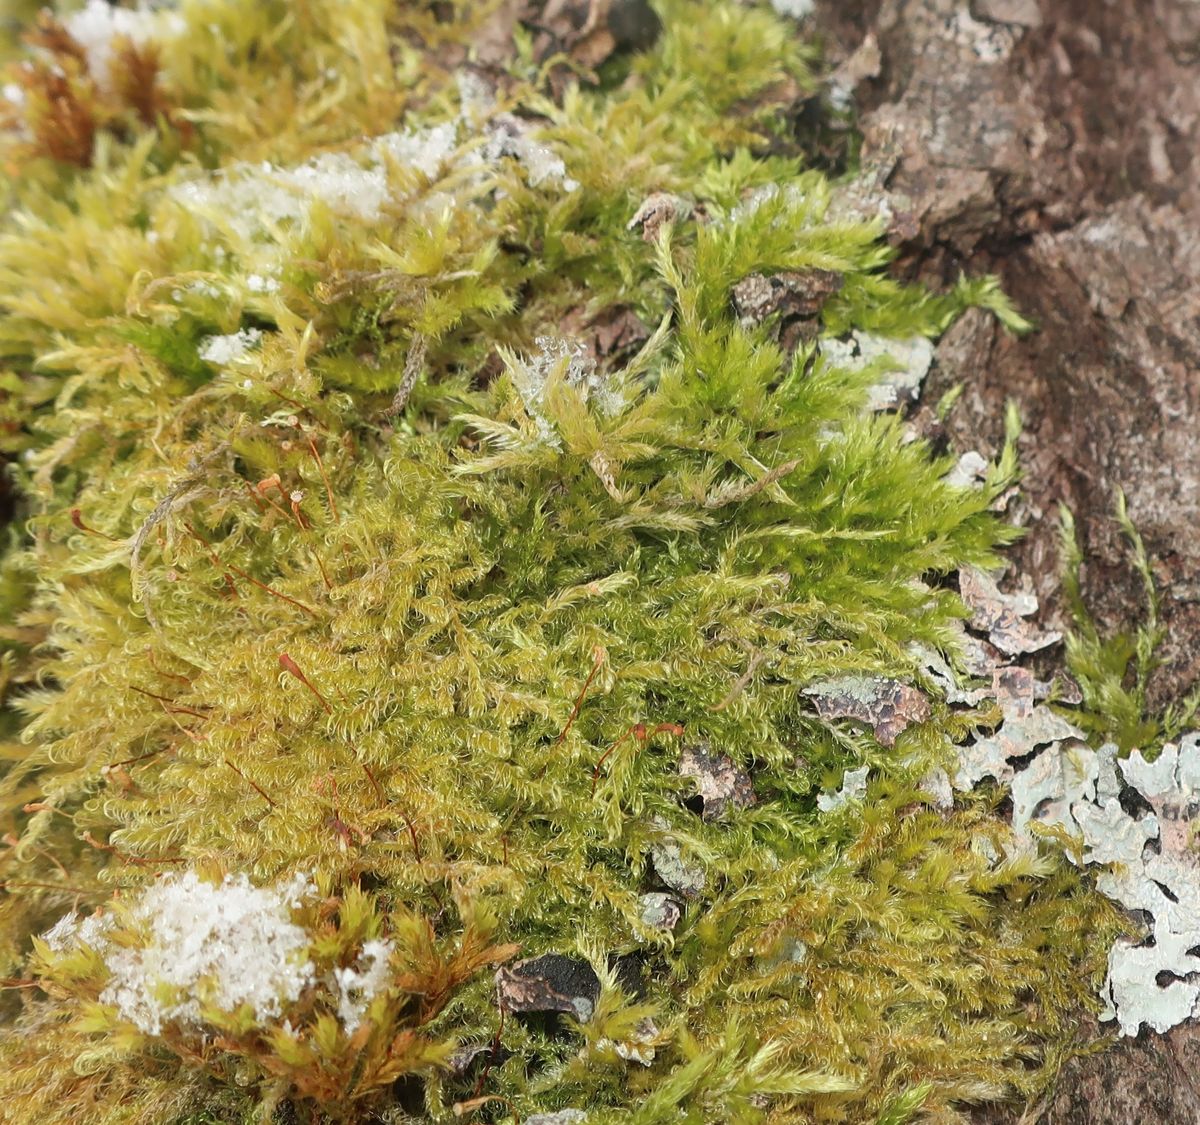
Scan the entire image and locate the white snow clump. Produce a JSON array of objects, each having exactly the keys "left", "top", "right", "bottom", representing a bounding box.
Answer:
[
  {"left": 64, "top": 0, "right": 185, "bottom": 92},
  {"left": 198, "top": 328, "right": 263, "bottom": 365},
  {"left": 332, "top": 939, "right": 393, "bottom": 1034},
  {"left": 74, "top": 870, "right": 317, "bottom": 1036}
]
